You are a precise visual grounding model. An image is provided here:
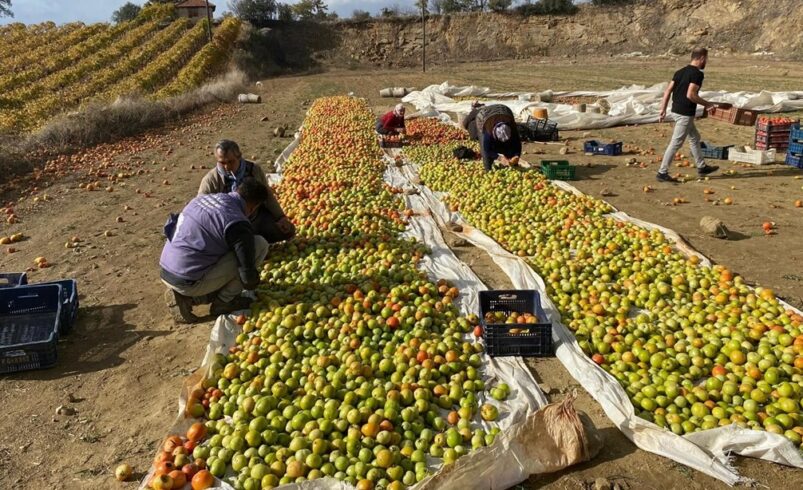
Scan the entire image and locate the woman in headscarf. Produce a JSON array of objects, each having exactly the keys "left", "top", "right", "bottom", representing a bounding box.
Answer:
[
  {"left": 376, "top": 103, "right": 407, "bottom": 135},
  {"left": 476, "top": 104, "right": 521, "bottom": 172}
]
